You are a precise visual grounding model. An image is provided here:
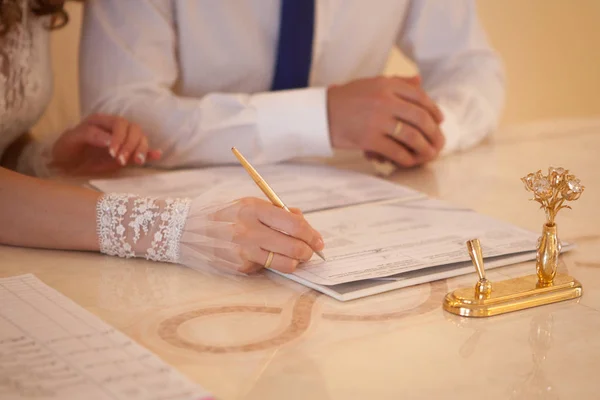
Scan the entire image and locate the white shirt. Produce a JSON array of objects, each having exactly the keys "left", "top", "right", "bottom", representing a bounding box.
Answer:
[{"left": 80, "top": 0, "right": 504, "bottom": 168}]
